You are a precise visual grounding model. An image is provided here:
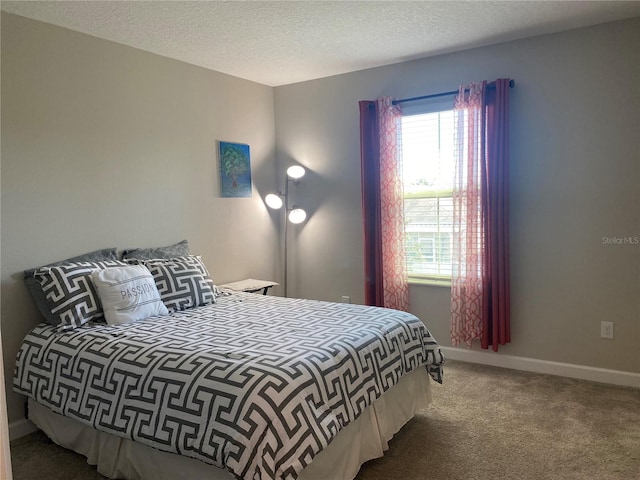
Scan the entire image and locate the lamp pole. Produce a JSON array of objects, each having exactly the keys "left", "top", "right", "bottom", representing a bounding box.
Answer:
[
  {"left": 284, "top": 175, "right": 290, "bottom": 298},
  {"left": 265, "top": 165, "right": 306, "bottom": 299}
]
